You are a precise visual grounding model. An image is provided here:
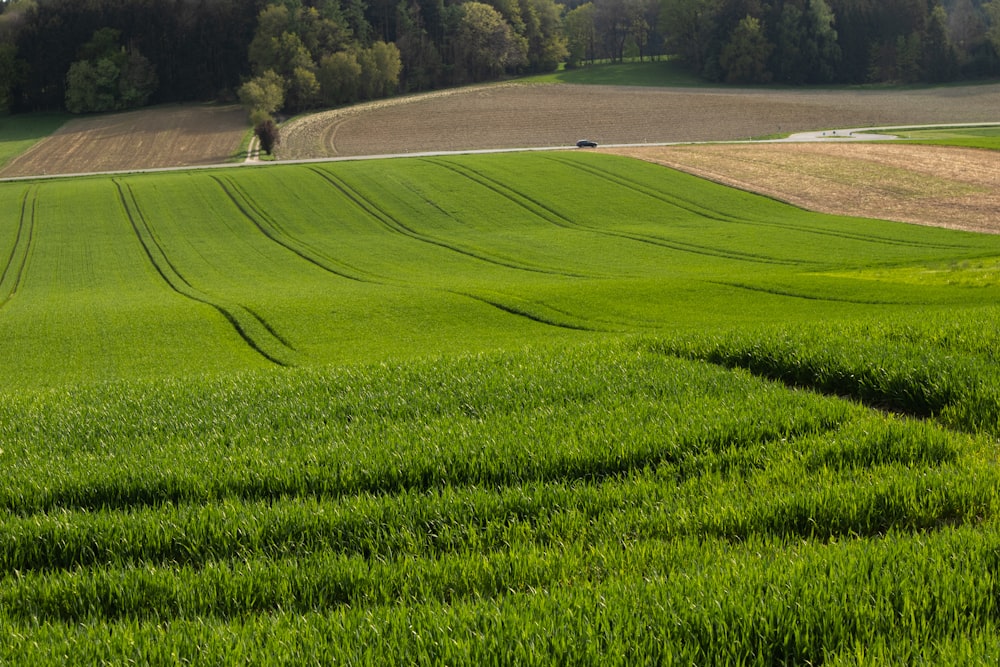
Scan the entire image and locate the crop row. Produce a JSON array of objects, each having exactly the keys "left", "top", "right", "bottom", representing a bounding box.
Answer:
[
  {"left": 0, "top": 440, "right": 991, "bottom": 574},
  {"left": 4, "top": 519, "right": 1000, "bottom": 664}
]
